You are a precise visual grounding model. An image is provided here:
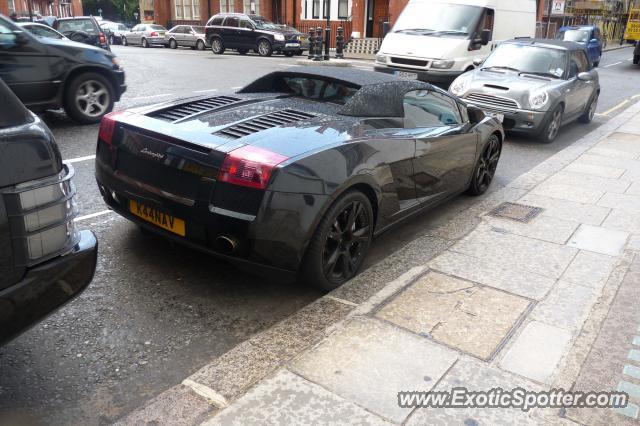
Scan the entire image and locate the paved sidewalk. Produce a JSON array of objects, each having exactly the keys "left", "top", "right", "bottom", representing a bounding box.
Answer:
[{"left": 118, "top": 104, "right": 640, "bottom": 425}]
